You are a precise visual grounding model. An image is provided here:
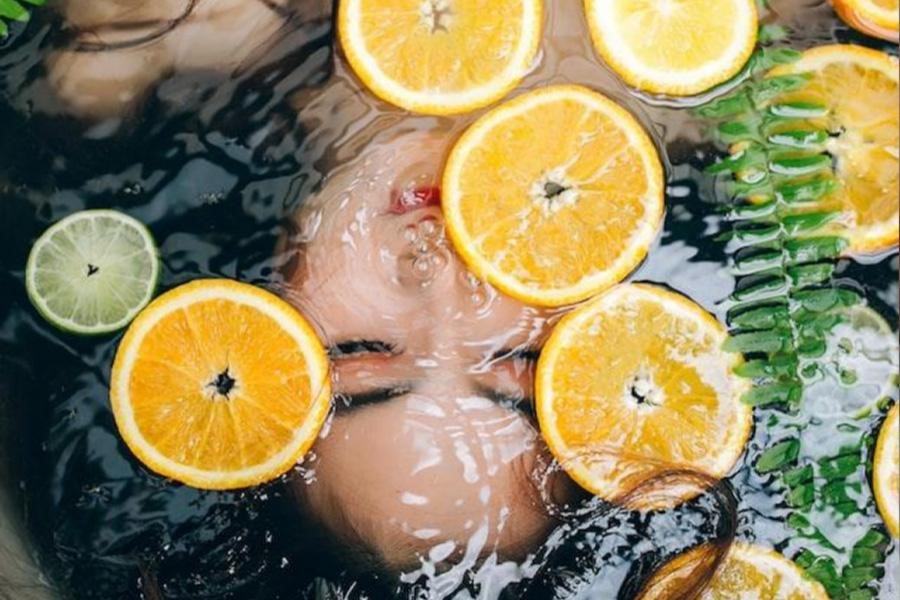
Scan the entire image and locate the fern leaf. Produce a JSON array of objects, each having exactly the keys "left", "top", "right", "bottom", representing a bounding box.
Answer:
[
  {"left": 0, "top": 0, "right": 46, "bottom": 37},
  {"left": 0, "top": 0, "right": 30, "bottom": 21}
]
